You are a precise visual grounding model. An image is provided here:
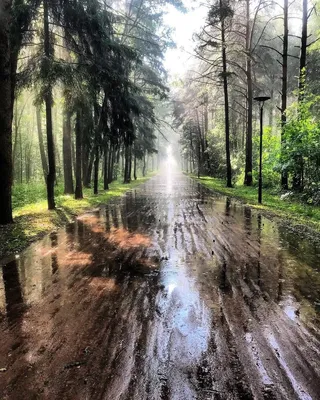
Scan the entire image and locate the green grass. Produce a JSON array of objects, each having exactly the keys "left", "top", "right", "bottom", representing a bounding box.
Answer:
[
  {"left": 0, "top": 174, "right": 156, "bottom": 259},
  {"left": 191, "top": 175, "right": 320, "bottom": 231}
]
